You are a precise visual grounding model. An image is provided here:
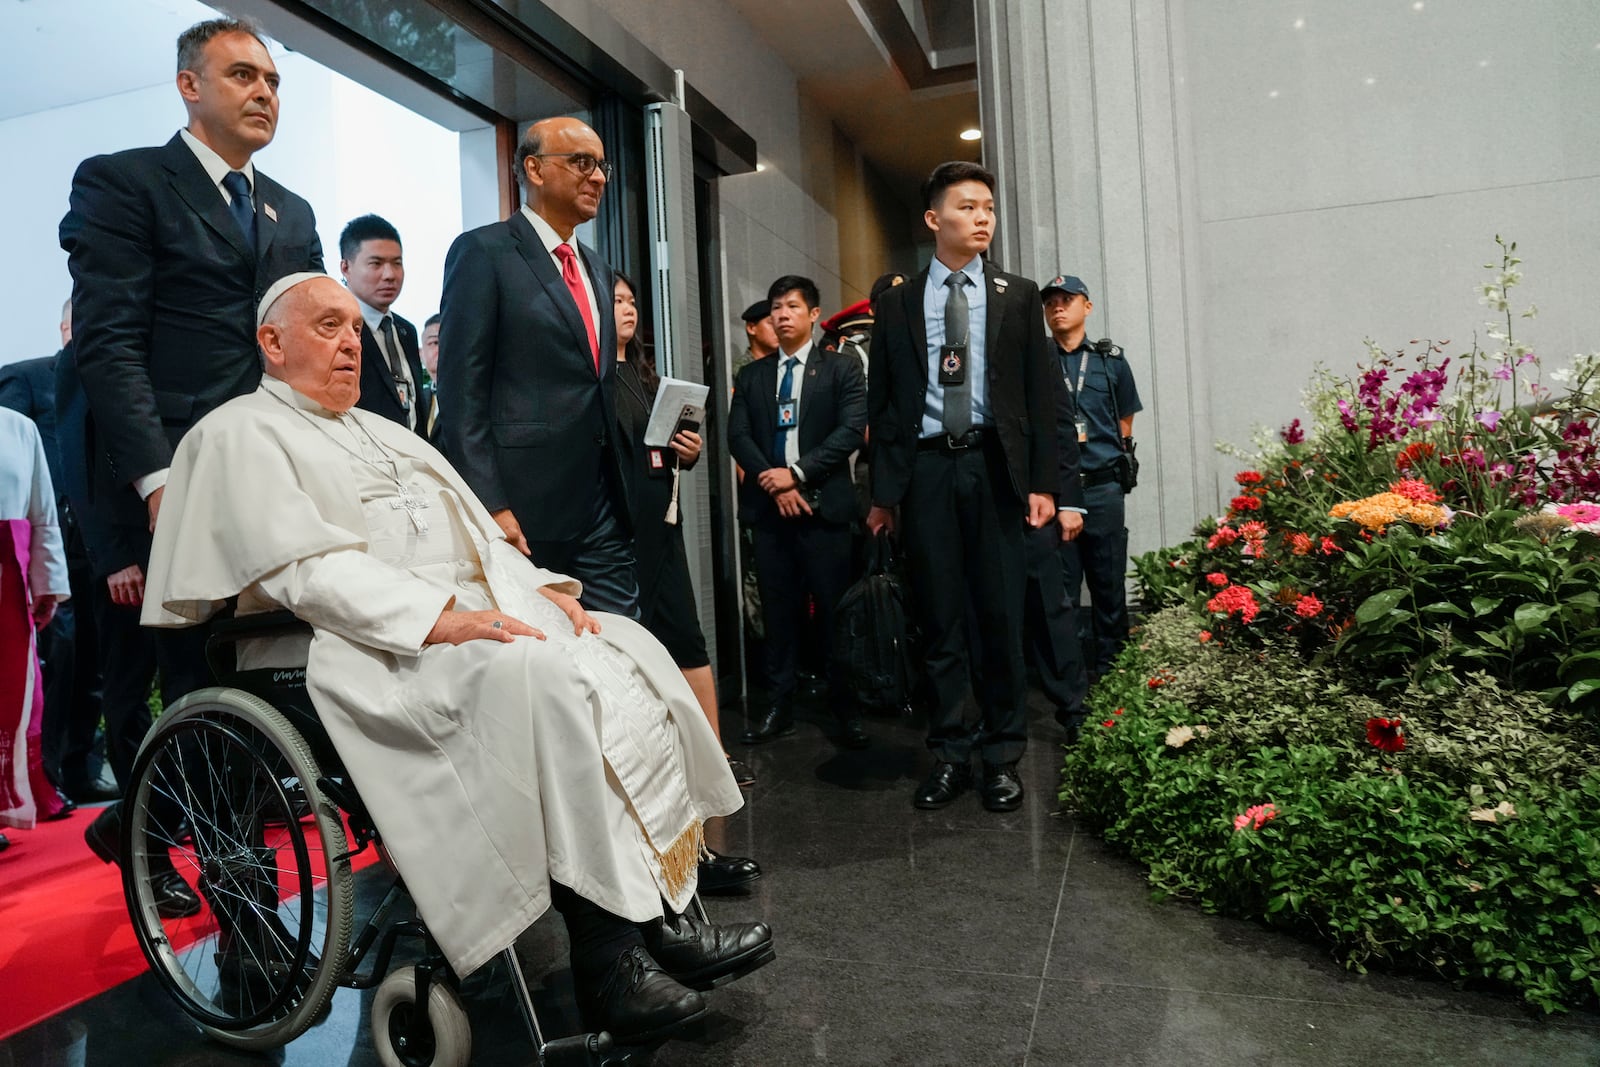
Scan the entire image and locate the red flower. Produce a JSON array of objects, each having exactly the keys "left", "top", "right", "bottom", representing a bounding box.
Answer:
[
  {"left": 1365, "top": 716, "right": 1406, "bottom": 752},
  {"left": 1281, "top": 419, "right": 1305, "bottom": 445},
  {"left": 1238, "top": 521, "right": 1268, "bottom": 541},
  {"left": 1147, "top": 677, "right": 1165, "bottom": 689},
  {"left": 1114, "top": 707, "right": 1125, "bottom": 715},
  {"left": 1206, "top": 584, "right": 1260, "bottom": 624},
  {"left": 1235, "top": 470, "right": 1264, "bottom": 485},
  {"left": 1319, "top": 536, "right": 1343, "bottom": 556},
  {"left": 1207, "top": 526, "right": 1240, "bottom": 549},
  {"left": 1287, "top": 532, "right": 1313, "bottom": 556},
  {"left": 1230, "top": 495, "right": 1262, "bottom": 512},
  {"left": 1102, "top": 719, "right": 1116, "bottom": 728},
  {"left": 1294, "top": 594, "right": 1324, "bottom": 618},
  {"left": 1198, "top": 630, "right": 1213, "bottom": 643},
  {"left": 1389, "top": 478, "right": 1442, "bottom": 503},
  {"left": 1206, "top": 571, "right": 1229, "bottom": 587},
  {"left": 1396, "top": 441, "right": 1436, "bottom": 471}
]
